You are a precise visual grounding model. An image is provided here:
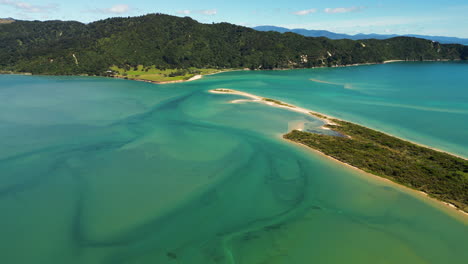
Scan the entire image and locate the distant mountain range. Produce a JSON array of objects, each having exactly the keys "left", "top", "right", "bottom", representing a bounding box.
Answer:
[{"left": 253, "top": 26, "right": 468, "bottom": 45}]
